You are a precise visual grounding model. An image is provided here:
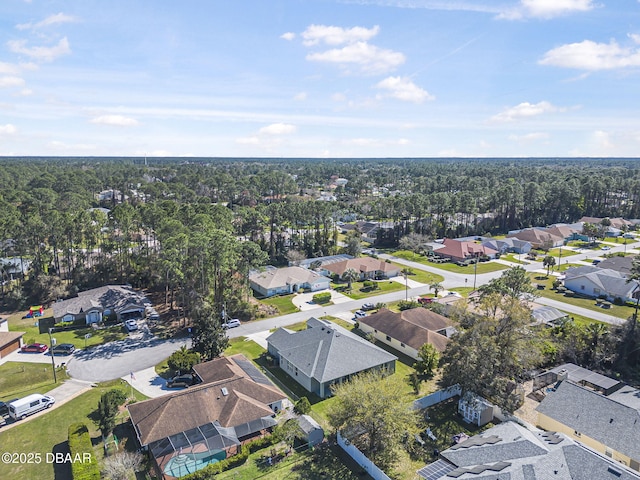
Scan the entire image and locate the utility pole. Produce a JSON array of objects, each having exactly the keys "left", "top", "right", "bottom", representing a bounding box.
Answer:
[
  {"left": 473, "top": 253, "right": 479, "bottom": 291},
  {"left": 48, "top": 328, "right": 57, "bottom": 383}
]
